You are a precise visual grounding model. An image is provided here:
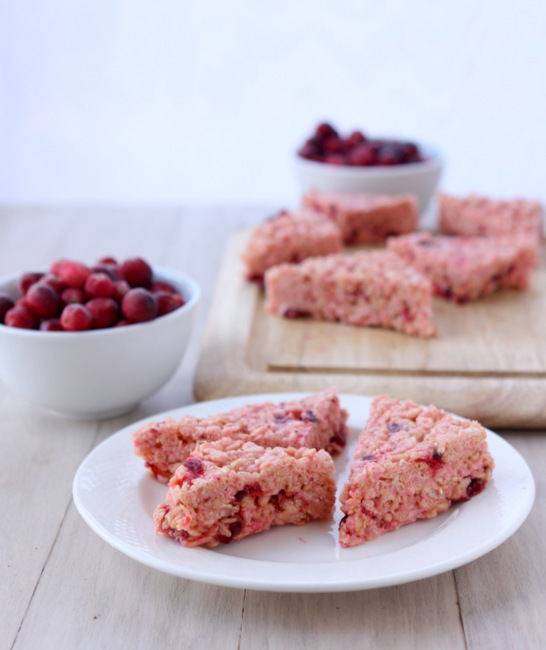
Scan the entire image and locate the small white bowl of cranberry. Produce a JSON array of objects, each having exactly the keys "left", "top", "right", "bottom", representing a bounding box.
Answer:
[
  {"left": 295, "top": 122, "right": 443, "bottom": 211},
  {"left": 0, "top": 256, "right": 200, "bottom": 419}
]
